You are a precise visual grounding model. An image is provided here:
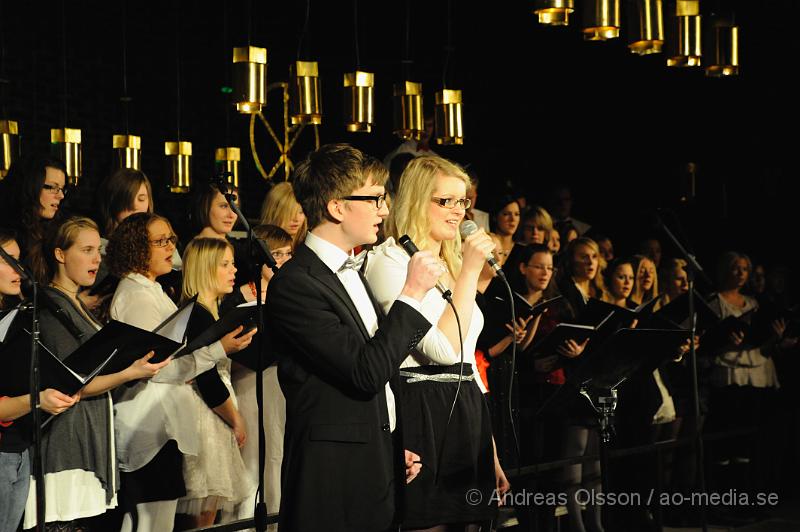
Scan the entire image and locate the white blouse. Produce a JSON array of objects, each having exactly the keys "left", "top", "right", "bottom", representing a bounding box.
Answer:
[
  {"left": 711, "top": 294, "right": 779, "bottom": 389},
  {"left": 365, "top": 238, "right": 487, "bottom": 394},
  {"left": 110, "top": 273, "right": 227, "bottom": 472}
]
